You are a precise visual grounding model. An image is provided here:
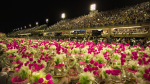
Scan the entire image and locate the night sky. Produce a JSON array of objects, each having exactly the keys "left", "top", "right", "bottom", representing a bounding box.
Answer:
[{"left": 1, "top": 0, "right": 149, "bottom": 34}]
